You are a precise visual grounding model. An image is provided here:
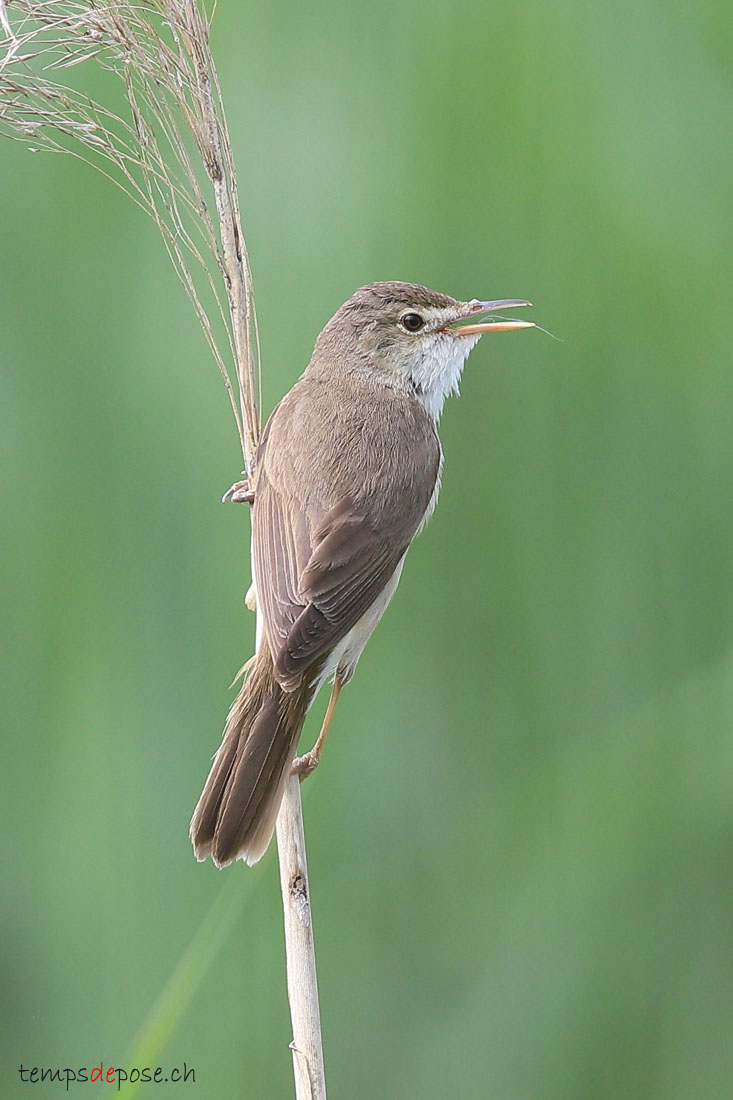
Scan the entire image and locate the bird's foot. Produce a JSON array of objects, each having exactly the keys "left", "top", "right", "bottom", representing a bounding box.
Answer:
[
  {"left": 290, "top": 750, "right": 320, "bottom": 780},
  {"left": 222, "top": 477, "right": 255, "bottom": 504},
  {"left": 290, "top": 675, "right": 342, "bottom": 781}
]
